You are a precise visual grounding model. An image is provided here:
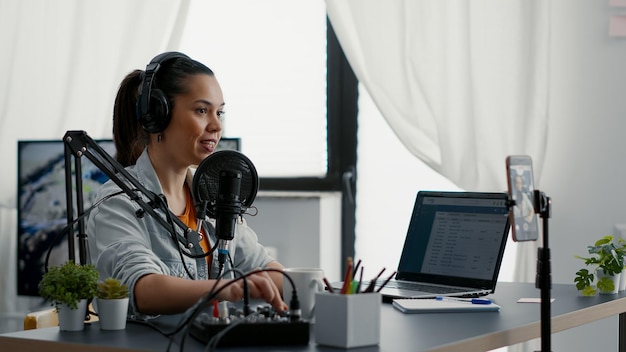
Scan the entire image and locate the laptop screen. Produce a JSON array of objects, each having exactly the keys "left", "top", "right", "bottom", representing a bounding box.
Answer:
[{"left": 396, "top": 191, "right": 510, "bottom": 290}]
